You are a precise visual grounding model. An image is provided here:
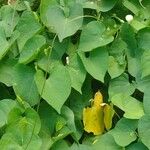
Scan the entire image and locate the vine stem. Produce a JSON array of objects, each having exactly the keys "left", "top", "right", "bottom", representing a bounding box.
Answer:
[
  {"left": 114, "top": 110, "right": 121, "bottom": 119},
  {"left": 24, "top": 34, "right": 57, "bottom": 150},
  {"left": 24, "top": 6, "right": 99, "bottom": 149},
  {"left": 9, "top": 0, "right": 19, "bottom": 35},
  {"left": 68, "top": 15, "right": 98, "bottom": 23}
]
